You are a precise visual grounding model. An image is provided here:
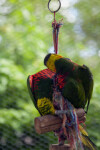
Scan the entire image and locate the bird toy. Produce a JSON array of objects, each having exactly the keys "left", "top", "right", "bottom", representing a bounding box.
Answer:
[
  {"left": 48, "top": 0, "right": 63, "bottom": 54},
  {"left": 27, "top": 0, "right": 97, "bottom": 149}
]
